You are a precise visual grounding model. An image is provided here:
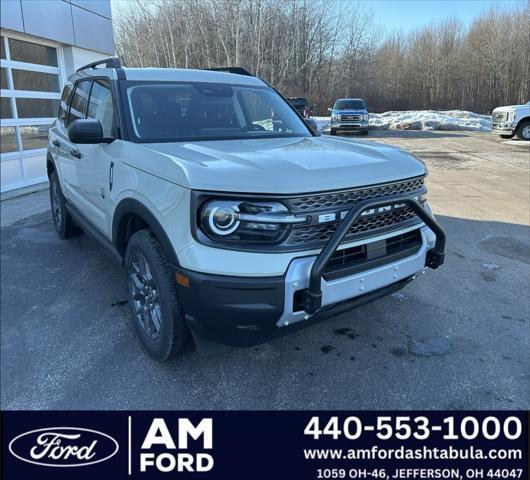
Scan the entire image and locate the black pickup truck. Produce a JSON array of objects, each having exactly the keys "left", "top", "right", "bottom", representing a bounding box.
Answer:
[{"left": 287, "top": 97, "right": 318, "bottom": 132}]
